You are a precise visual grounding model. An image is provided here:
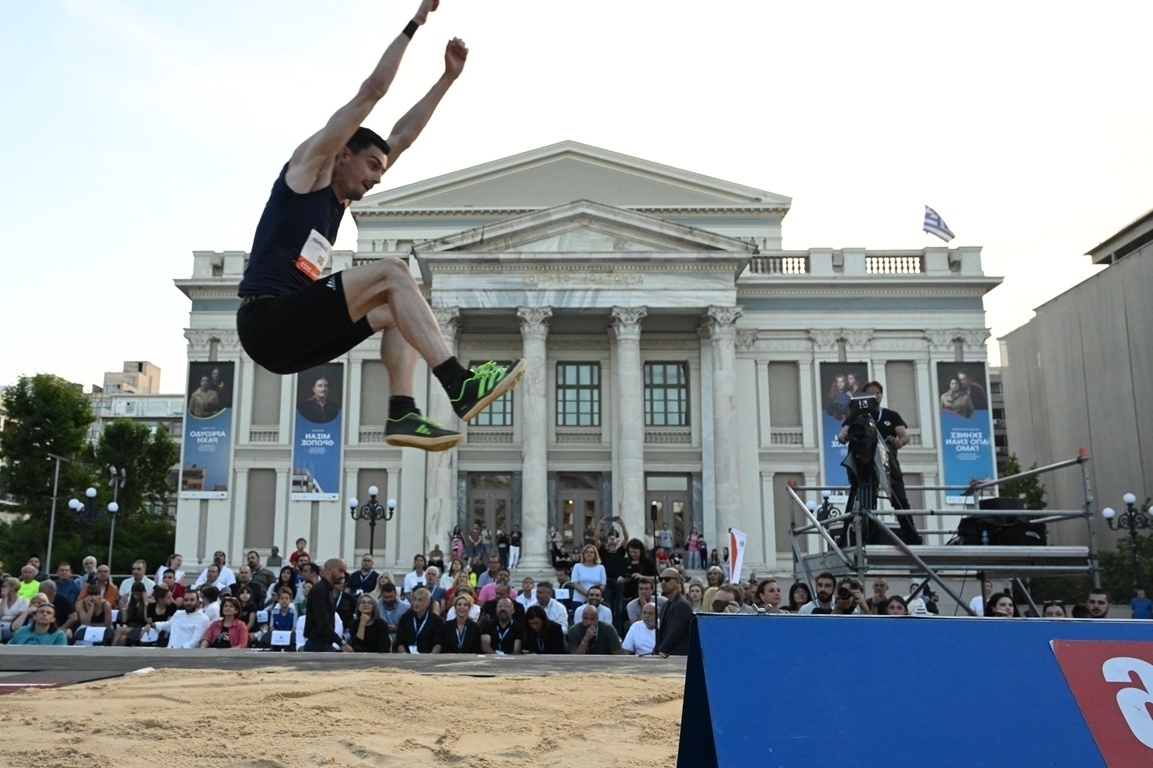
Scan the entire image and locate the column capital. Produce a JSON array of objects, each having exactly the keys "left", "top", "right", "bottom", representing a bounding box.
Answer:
[
  {"left": 808, "top": 329, "right": 842, "bottom": 351},
  {"left": 184, "top": 329, "right": 241, "bottom": 354},
  {"left": 433, "top": 307, "right": 461, "bottom": 346},
  {"left": 705, "top": 305, "right": 743, "bottom": 341},
  {"left": 610, "top": 306, "right": 648, "bottom": 341},
  {"left": 843, "top": 329, "right": 873, "bottom": 350},
  {"left": 517, "top": 306, "right": 553, "bottom": 342}
]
